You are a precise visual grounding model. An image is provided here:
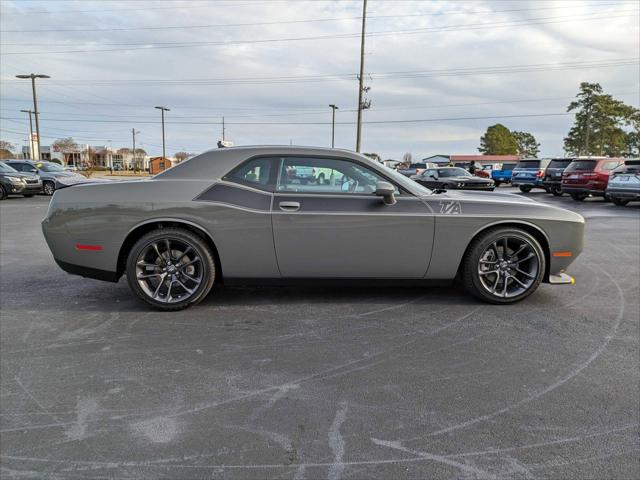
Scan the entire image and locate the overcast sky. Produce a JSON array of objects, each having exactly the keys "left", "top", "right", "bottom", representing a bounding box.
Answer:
[{"left": 1, "top": 0, "right": 638, "bottom": 159}]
